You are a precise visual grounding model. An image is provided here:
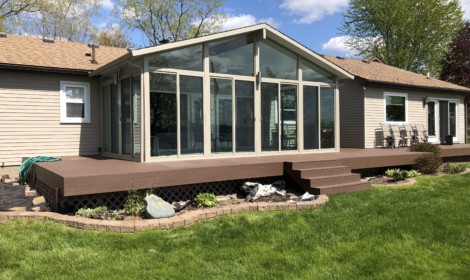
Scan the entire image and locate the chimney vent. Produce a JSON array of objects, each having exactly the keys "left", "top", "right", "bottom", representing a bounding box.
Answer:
[
  {"left": 87, "top": 44, "right": 99, "bottom": 64},
  {"left": 43, "top": 37, "right": 54, "bottom": 43},
  {"left": 0, "top": 32, "right": 7, "bottom": 38}
]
